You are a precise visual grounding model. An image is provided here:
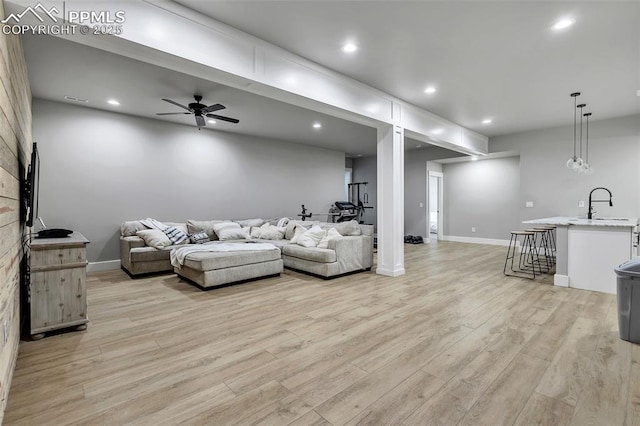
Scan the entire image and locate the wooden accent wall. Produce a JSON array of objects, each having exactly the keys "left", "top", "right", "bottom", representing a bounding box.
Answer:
[{"left": 0, "top": 0, "right": 32, "bottom": 421}]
